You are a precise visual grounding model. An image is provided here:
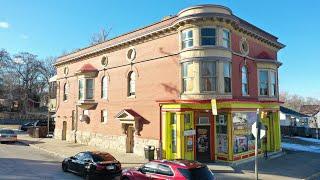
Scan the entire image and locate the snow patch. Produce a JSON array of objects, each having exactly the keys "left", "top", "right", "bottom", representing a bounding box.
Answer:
[{"left": 282, "top": 142, "right": 320, "bottom": 153}]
